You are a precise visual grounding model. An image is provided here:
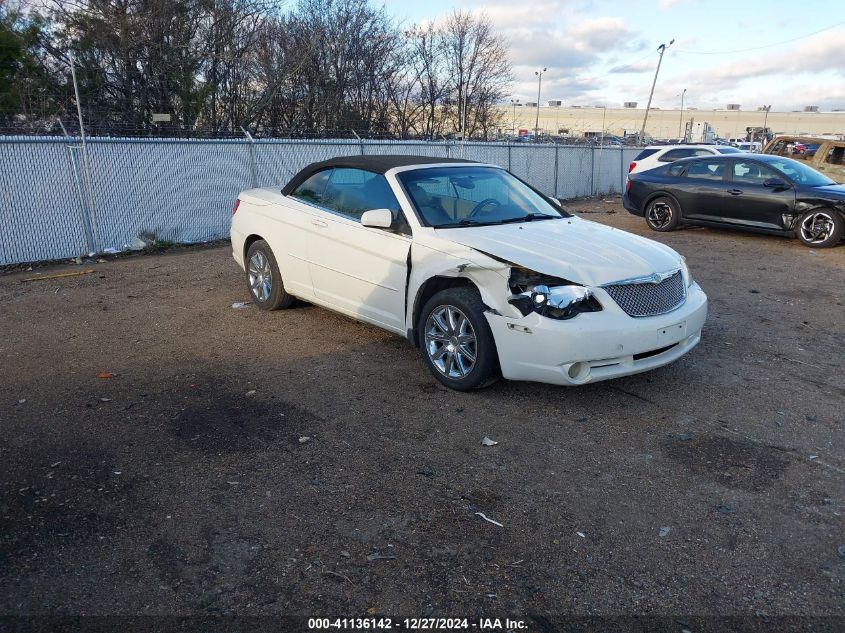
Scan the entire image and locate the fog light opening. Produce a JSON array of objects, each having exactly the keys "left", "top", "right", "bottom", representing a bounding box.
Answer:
[{"left": 567, "top": 361, "right": 591, "bottom": 382}]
